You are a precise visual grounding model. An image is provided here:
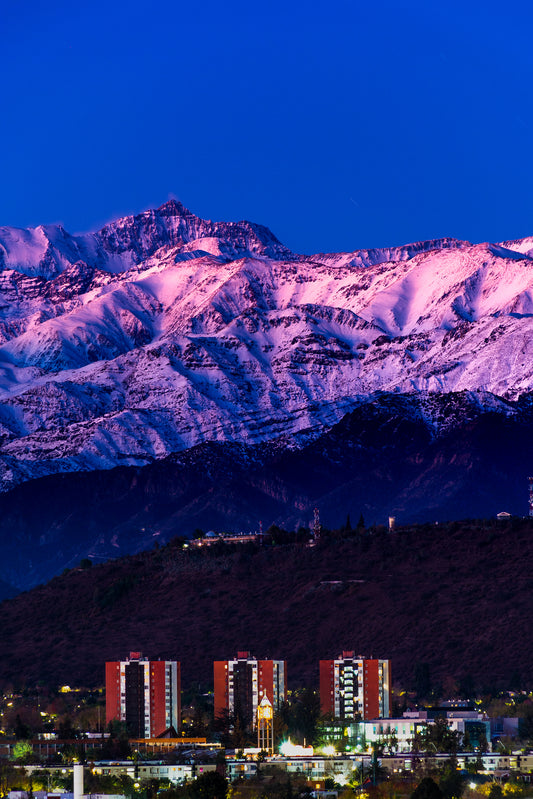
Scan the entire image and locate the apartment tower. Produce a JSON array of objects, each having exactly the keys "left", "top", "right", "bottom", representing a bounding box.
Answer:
[
  {"left": 106, "top": 652, "right": 180, "bottom": 738},
  {"left": 214, "top": 651, "right": 286, "bottom": 731},
  {"left": 320, "top": 652, "right": 391, "bottom": 720}
]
